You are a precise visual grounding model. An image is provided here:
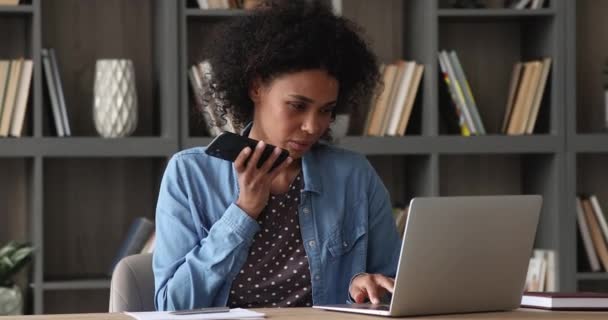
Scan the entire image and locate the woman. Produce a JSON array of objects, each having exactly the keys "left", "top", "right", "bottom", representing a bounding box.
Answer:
[{"left": 153, "top": 0, "right": 401, "bottom": 310}]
